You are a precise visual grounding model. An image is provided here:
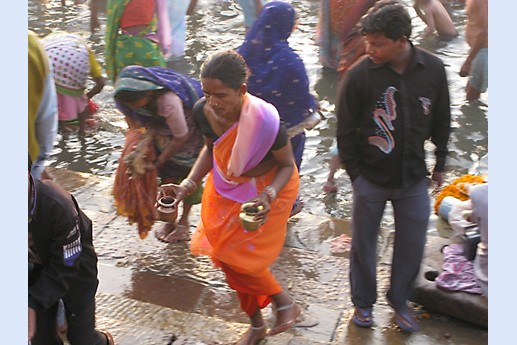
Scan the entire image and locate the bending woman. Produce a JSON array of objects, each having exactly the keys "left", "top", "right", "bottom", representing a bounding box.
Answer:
[
  {"left": 41, "top": 31, "right": 105, "bottom": 134},
  {"left": 114, "top": 65, "right": 204, "bottom": 243},
  {"left": 159, "top": 50, "right": 301, "bottom": 344},
  {"left": 105, "top": 0, "right": 172, "bottom": 82}
]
